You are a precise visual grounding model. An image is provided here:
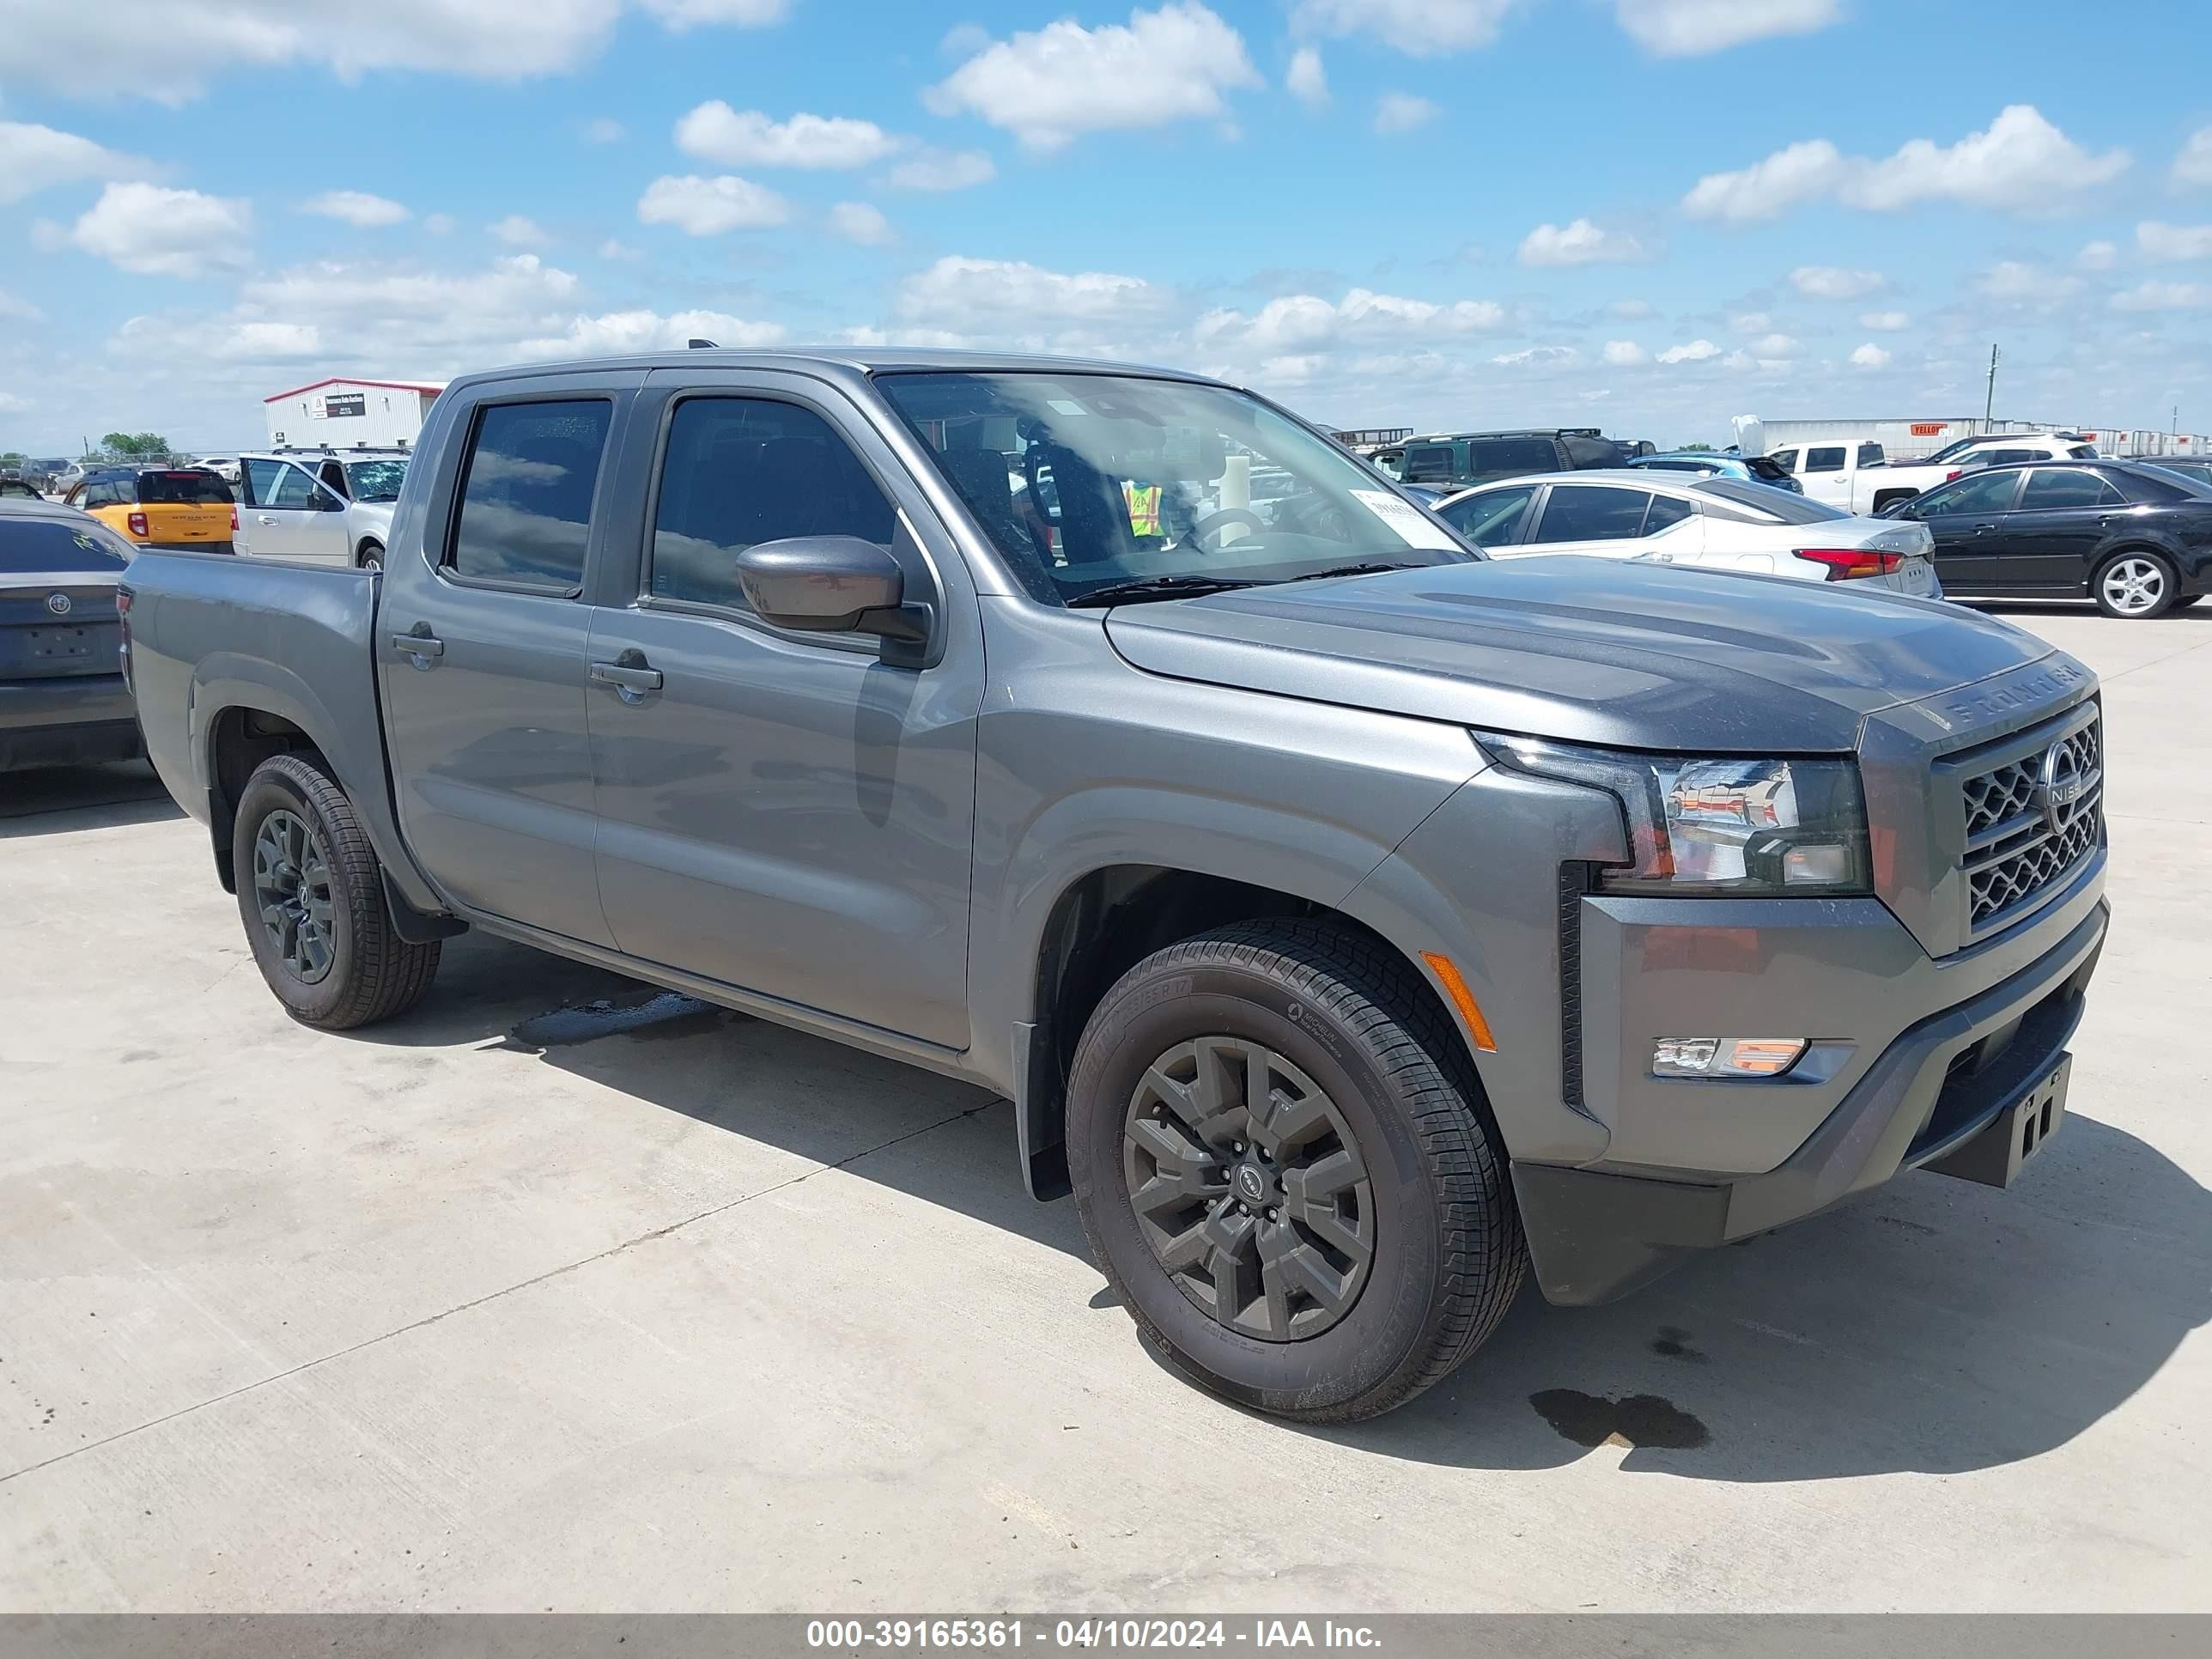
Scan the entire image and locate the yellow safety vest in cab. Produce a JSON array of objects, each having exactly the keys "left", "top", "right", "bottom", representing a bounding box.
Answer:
[{"left": 1122, "top": 482, "right": 1162, "bottom": 538}]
